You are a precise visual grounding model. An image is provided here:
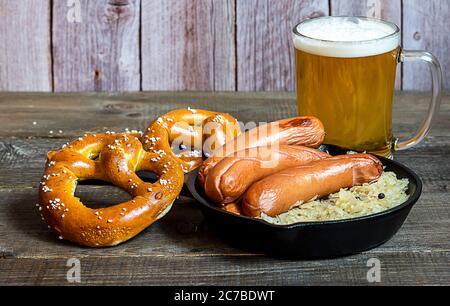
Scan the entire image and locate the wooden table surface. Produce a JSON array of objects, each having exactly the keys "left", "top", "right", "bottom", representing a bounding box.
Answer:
[{"left": 0, "top": 92, "right": 448, "bottom": 286}]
